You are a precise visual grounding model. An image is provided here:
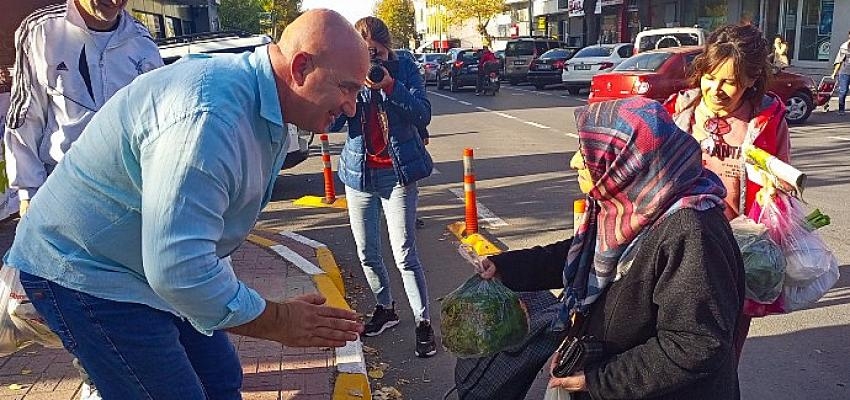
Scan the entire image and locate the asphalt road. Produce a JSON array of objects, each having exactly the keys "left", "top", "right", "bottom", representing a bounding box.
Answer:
[{"left": 261, "top": 83, "right": 850, "bottom": 400}]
